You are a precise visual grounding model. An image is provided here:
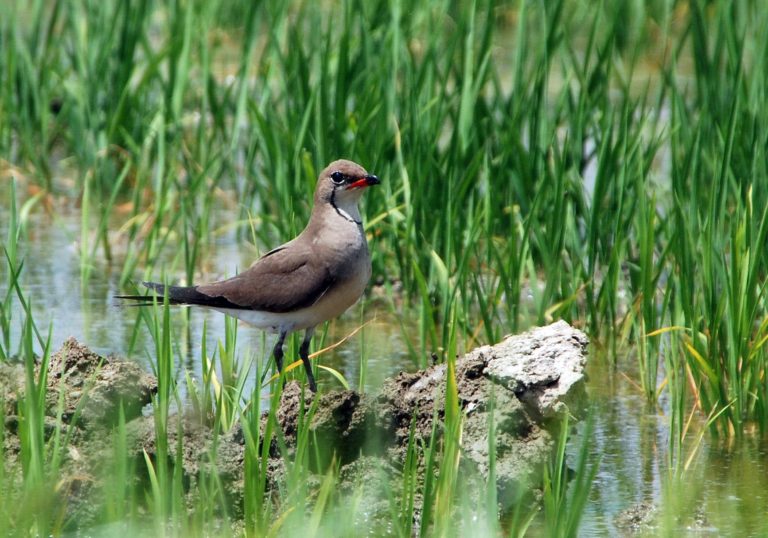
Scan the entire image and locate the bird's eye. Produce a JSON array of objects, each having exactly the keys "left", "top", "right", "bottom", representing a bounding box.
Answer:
[{"left": 330, "top": 171, "right": 345, "bottom": 184}]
